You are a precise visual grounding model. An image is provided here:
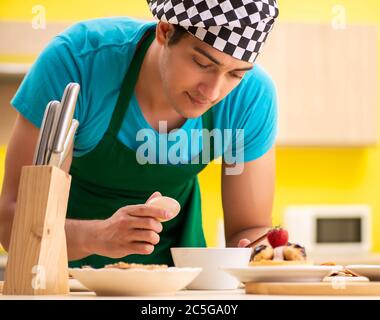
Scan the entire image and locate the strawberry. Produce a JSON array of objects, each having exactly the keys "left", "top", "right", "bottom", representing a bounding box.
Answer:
[{"left": 267, "top": 227, "right": 289, "bottom": 248}]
